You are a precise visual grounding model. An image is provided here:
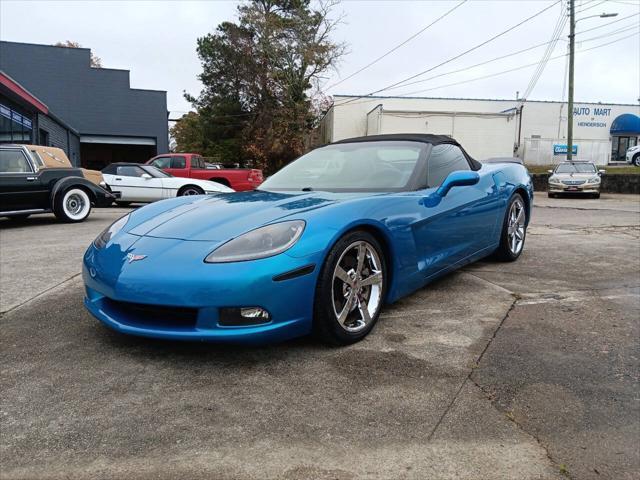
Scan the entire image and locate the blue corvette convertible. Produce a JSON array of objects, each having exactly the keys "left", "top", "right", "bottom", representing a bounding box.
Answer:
[{"left": 83, "top": 134, "right": 532, "bottom": 345}]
